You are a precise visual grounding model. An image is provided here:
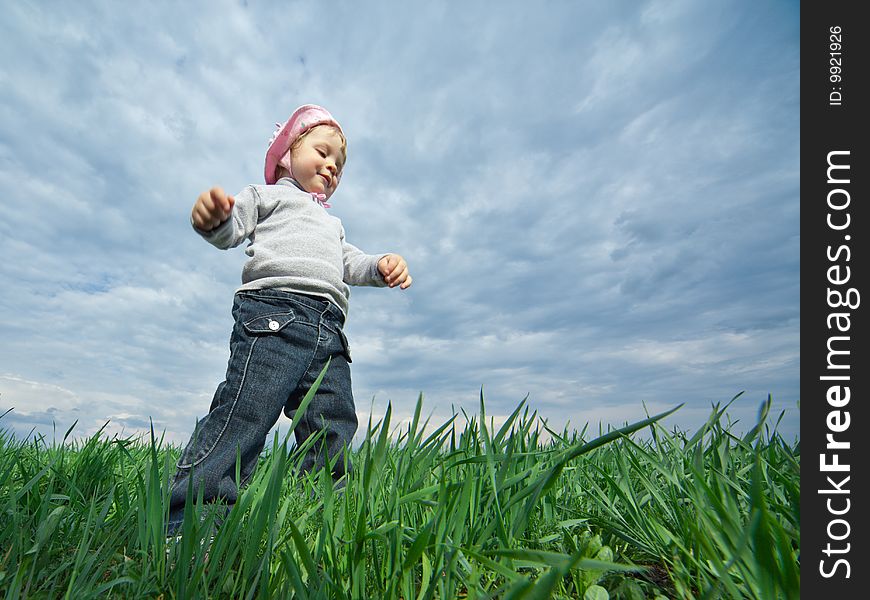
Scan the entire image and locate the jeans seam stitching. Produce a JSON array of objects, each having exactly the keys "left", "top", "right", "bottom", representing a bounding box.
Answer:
[
  {"left": 300, "top": 321, "right": 323, "bottom": 436},
  {"left": 178, "top": 336, "right": 259, "bottom": 470}
]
